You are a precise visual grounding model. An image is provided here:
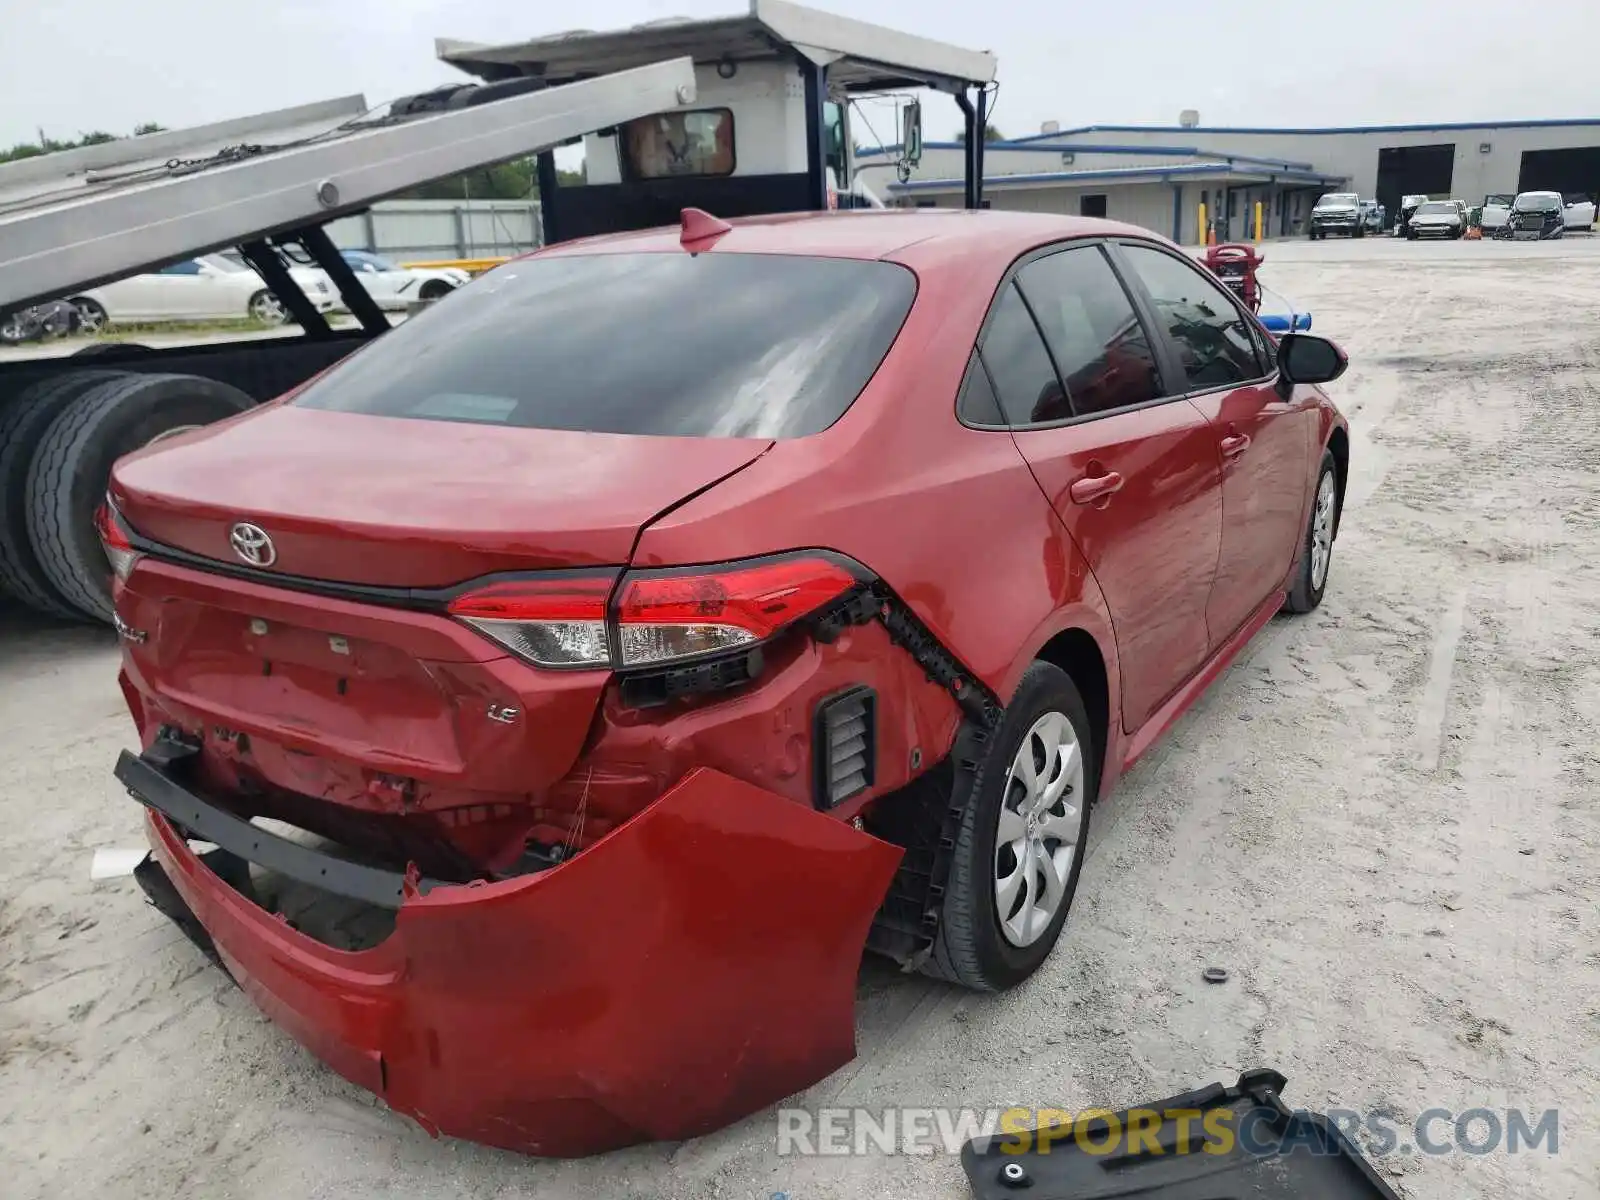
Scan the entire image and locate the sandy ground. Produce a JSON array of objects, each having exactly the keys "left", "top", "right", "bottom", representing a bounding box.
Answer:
[{"left": 2, "top": 235, "right": 1598, "bottom": 1199}]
